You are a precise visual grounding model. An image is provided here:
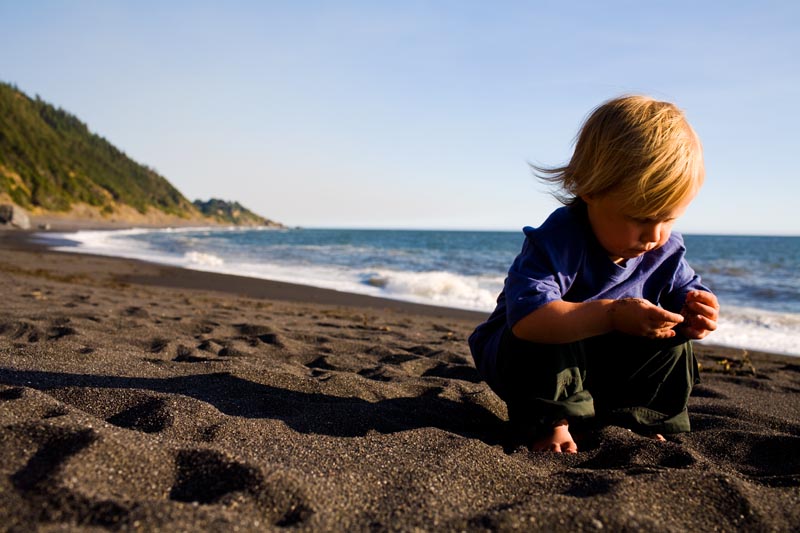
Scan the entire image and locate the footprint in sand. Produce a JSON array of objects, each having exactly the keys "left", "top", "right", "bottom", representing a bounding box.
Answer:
[
  {"left": 47, "top": 325, "right": 77, "bottom": 340},
  {"left": 169, "top": 449, "right": 314, "bottom": 526},
  {"left": 123, "top": 306, "right": 150, "bottom": 318},
  {"left": 106, "top": 397, "right": 173, "bottom": 434},
  {"left": 0, "top": 321, "right": 43, "bottom": 343},
  {"left": 233, "top": 323, "right": 286, "bottom": 347},
  {"left": 9, "top": 425, "right": 130, "bottom": 528},
  {"left": 173, "top": 344, "right": 214, "bottom": 363}
]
